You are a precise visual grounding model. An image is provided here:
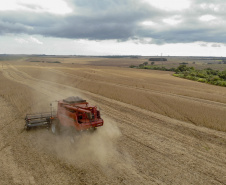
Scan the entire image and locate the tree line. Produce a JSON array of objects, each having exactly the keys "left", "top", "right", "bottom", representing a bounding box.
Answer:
[
  {"left": 173, "top": 65, "right": 226, "bottom": 87},
  {"left": 130, "top": 63, "right": 226, "bottom": 87}
]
